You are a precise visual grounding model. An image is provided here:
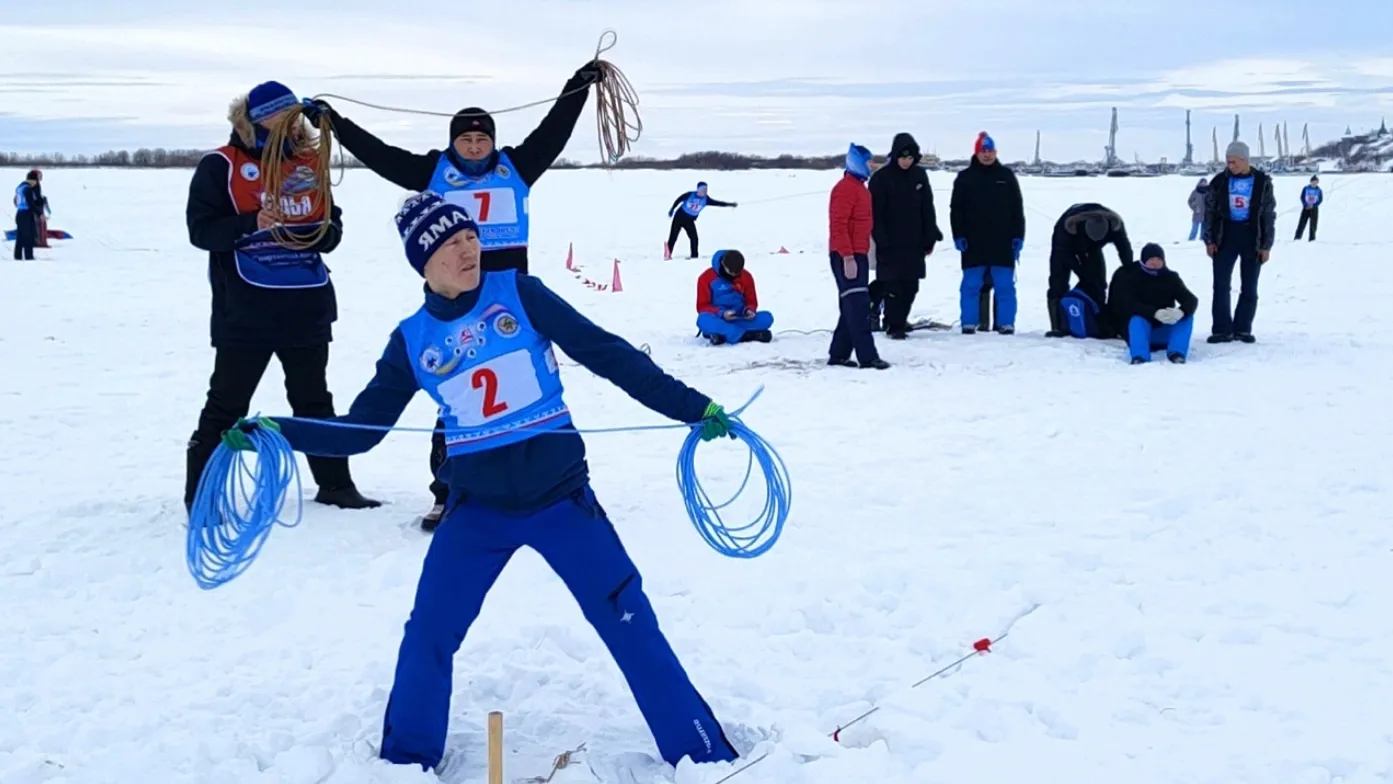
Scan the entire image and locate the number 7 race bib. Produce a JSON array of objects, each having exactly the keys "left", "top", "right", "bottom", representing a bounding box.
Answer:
[
  {"left": 444, "top": 188, "right": 519, "bottom": 226},
  {"left": 437, "top": 349, "right": 541, "bottom": 427}
]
